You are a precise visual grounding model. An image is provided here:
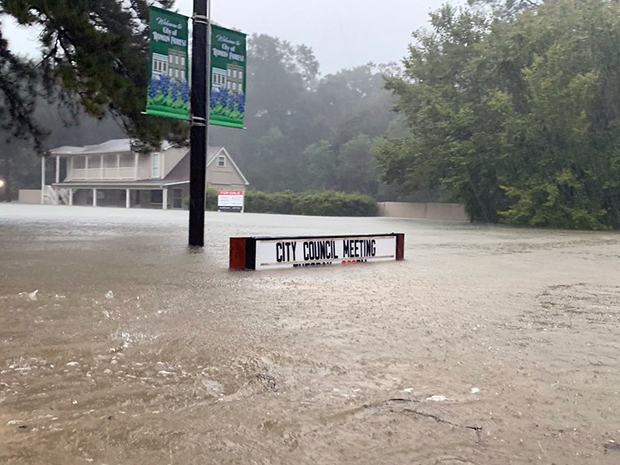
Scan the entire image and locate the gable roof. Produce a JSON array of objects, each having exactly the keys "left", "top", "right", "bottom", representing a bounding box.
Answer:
[
  {"left": 50, "top": 138, "right": 173, "bottom": 156},
  {"left": 207, "top": 147, "right": 249, "bottom": 185},
  {"left": 165, "top": 146, "right": 222, "bottom": 182},
  {"left": 164, "top": 146, "right": 249, "bottom": 185}
]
